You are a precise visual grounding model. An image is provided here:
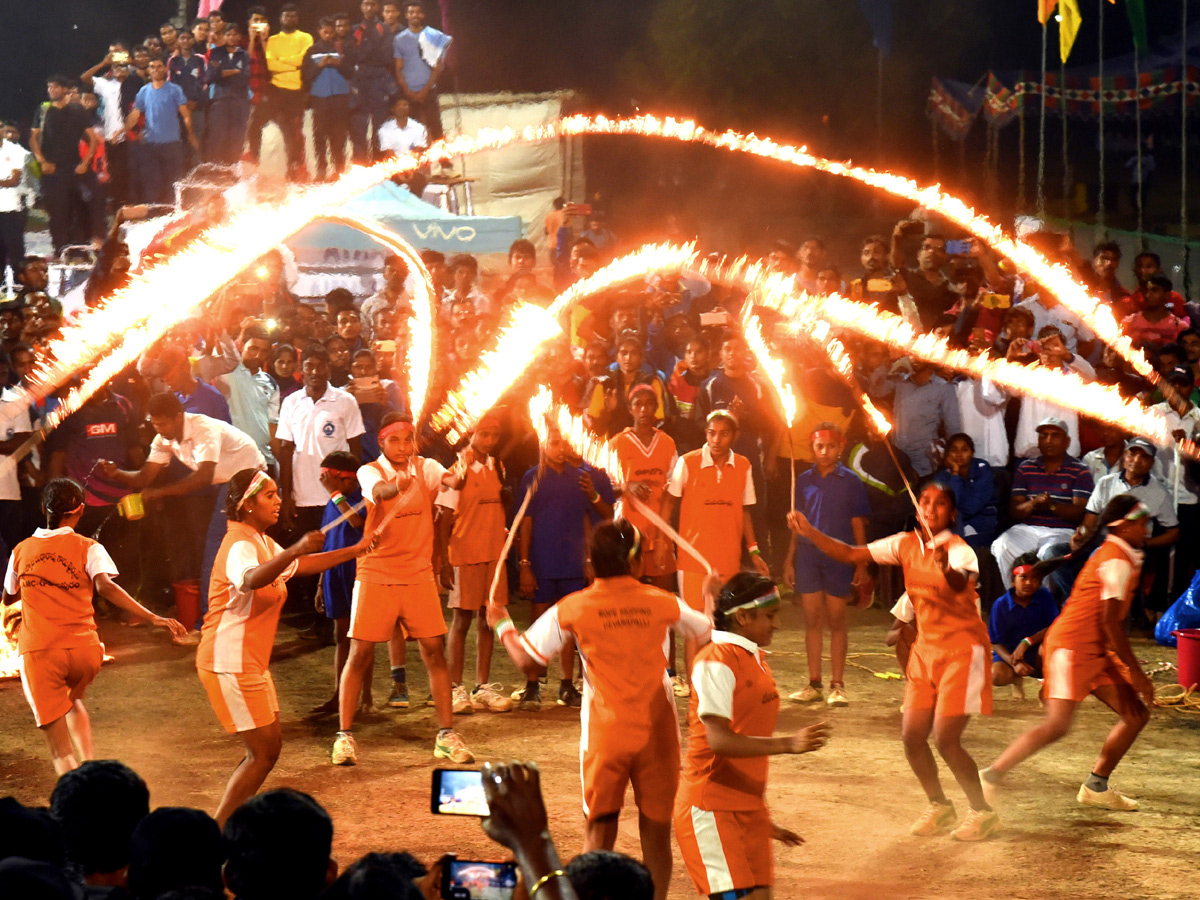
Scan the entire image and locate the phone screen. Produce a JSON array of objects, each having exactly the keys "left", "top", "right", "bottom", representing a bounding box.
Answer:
[
  {"left": 945, "top": 239, "right": 972, "bottom": 256},
  {"left": 866, "top": 277, "right": 893, "bottom": 293},
  {"left": 442, "top": 859, "right": 518, "bottom": 900},
  {"left": 432, "top": 768, "right": 488, "bottom": 816}
]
